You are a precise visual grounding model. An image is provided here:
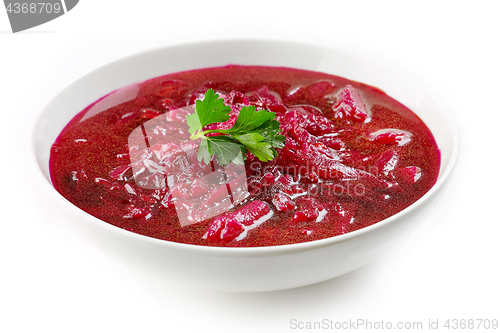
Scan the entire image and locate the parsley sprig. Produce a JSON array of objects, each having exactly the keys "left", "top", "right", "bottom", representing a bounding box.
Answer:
[{"left": 186, "top": 89, "right": 285, "bottom": 165}]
